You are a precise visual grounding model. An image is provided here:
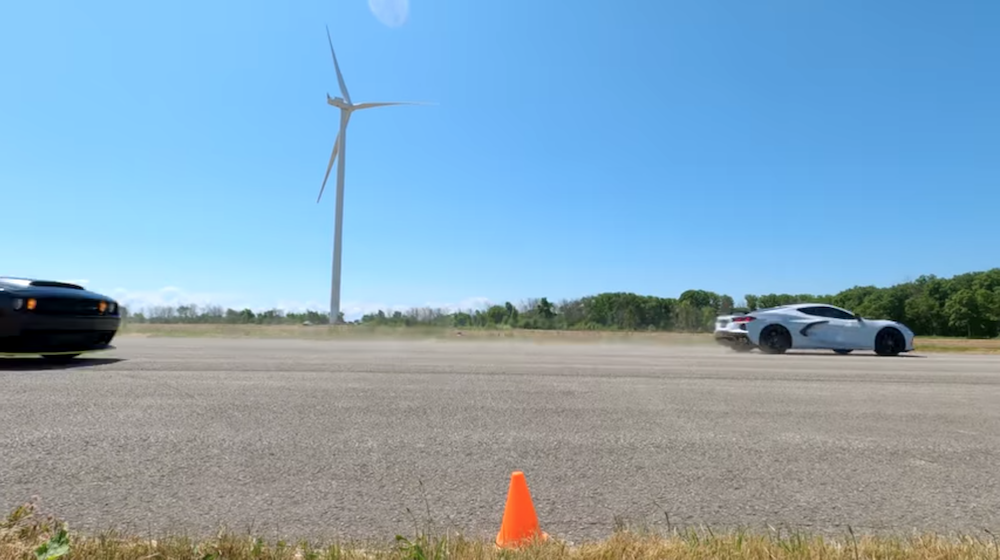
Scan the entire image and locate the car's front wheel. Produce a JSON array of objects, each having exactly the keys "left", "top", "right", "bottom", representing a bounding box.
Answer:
[
  {"left": 758, "top": 324, "right": 791, "bottom": 354},
  {"left": 874, "top": 327, "right": 905, "bottom": 357}
]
